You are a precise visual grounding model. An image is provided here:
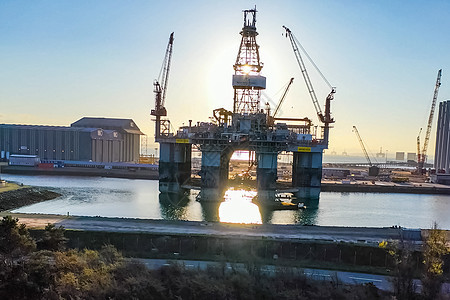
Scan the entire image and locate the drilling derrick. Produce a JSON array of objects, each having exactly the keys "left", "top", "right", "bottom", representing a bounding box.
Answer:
[{"left": 232, "top": 8, "right": 266, "bottom": 115}]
